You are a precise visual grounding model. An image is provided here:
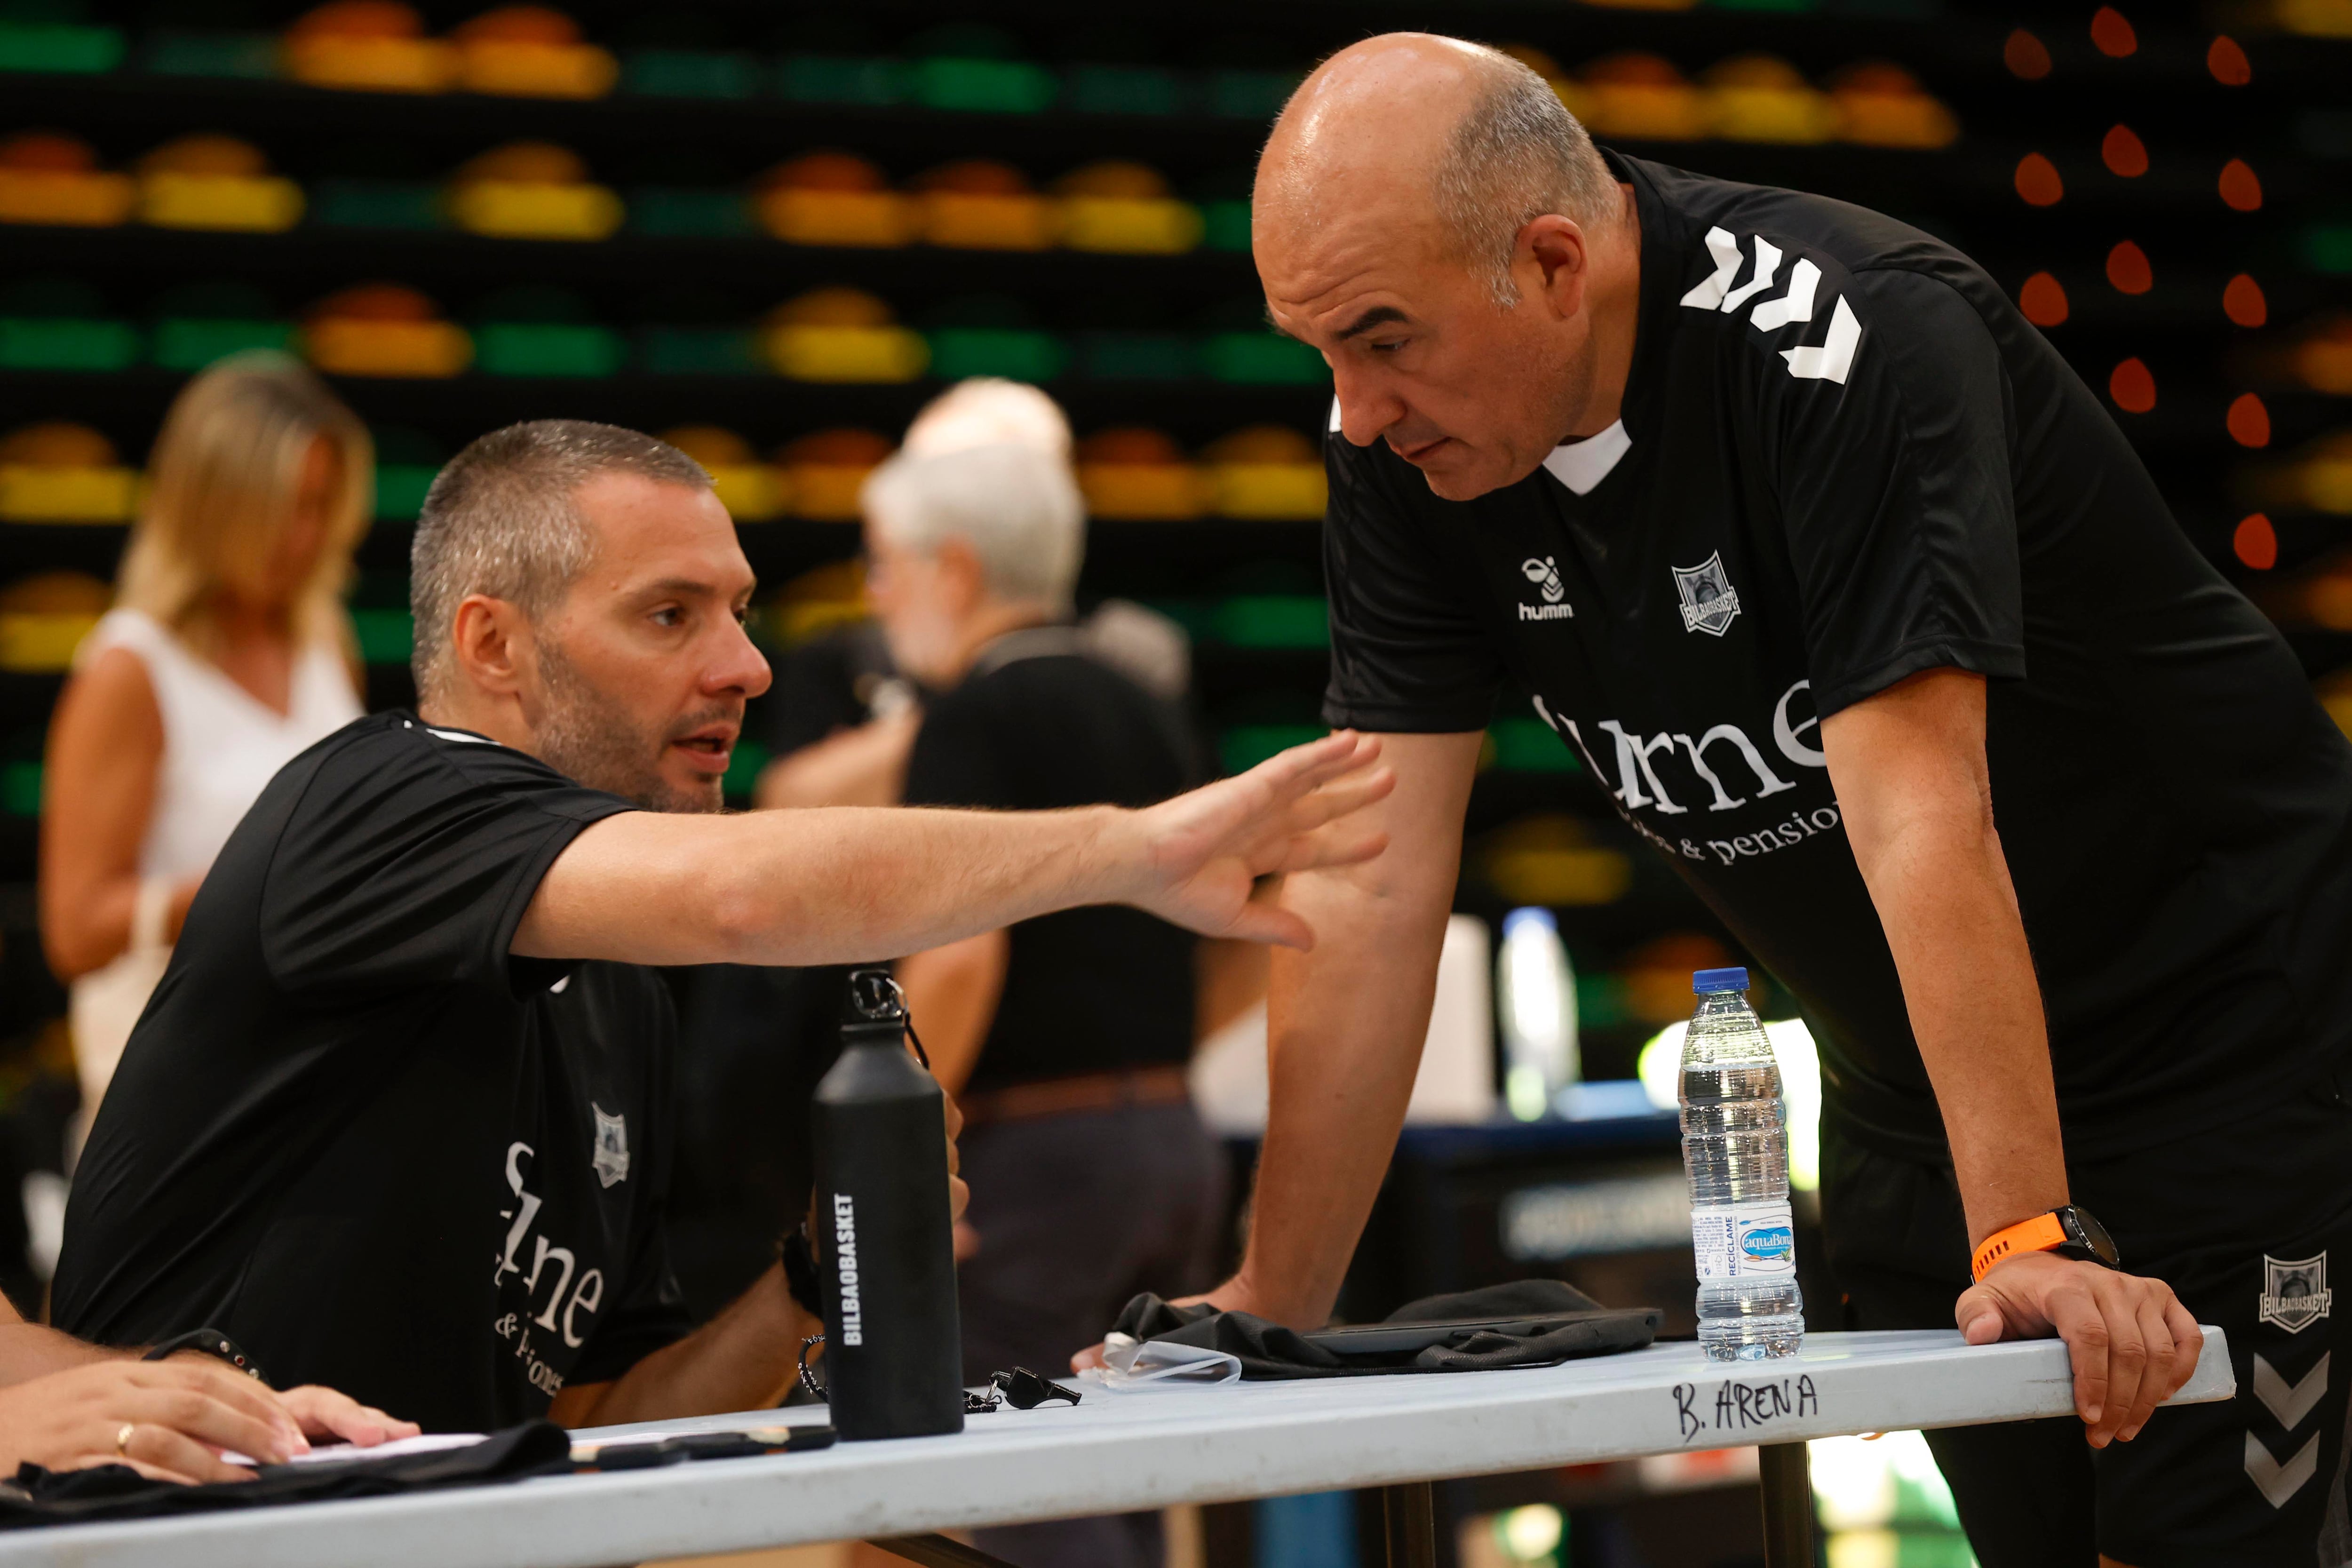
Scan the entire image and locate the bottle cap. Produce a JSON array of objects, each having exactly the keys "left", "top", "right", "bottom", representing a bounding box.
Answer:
[
  {"left": 1692, "top": 966, "right": 1750, "bottom": 995},
  {"left": 841, "top": 967, "right": 910, "bottom": 1043}
]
